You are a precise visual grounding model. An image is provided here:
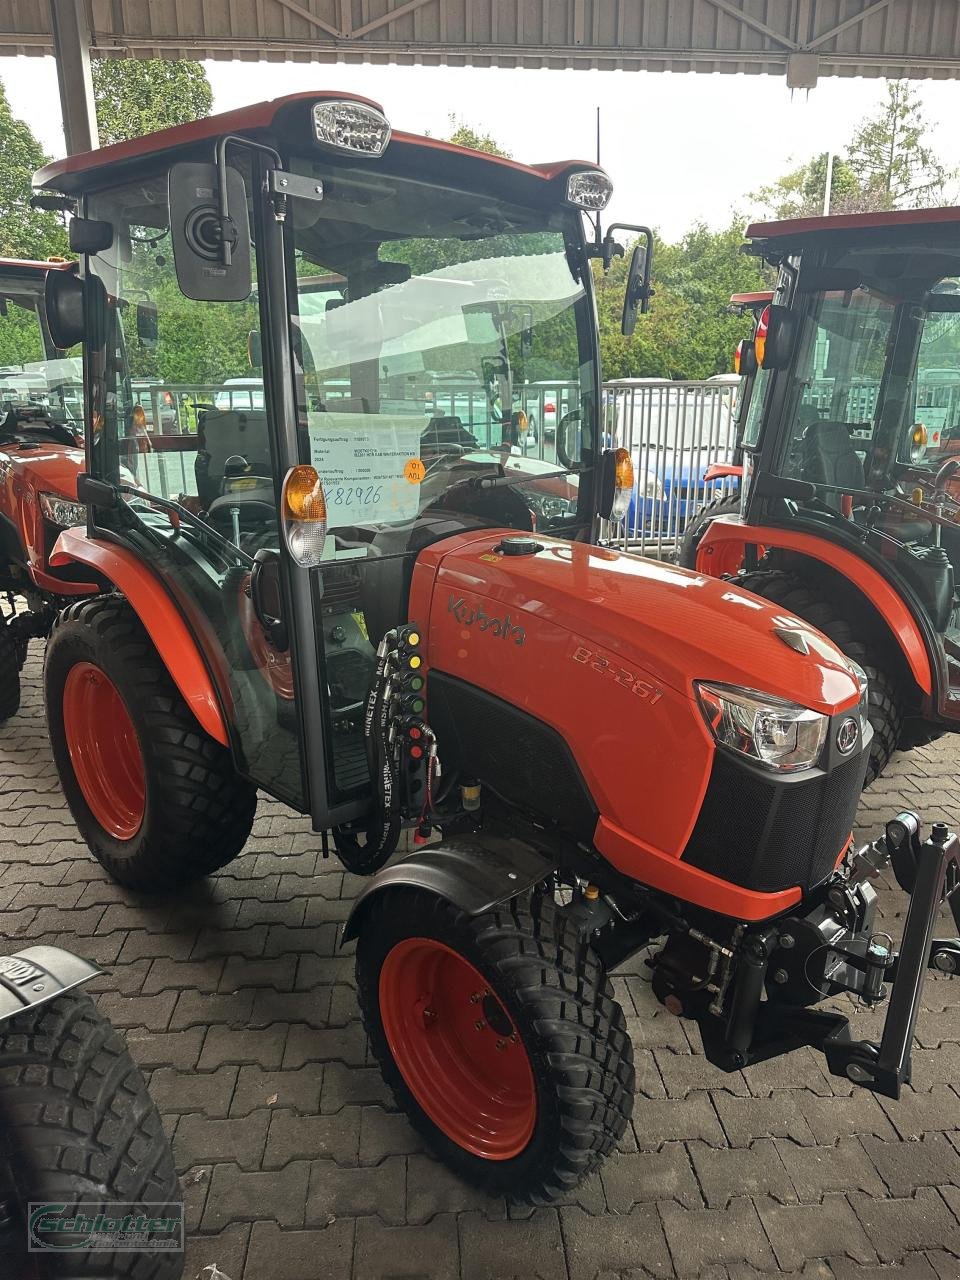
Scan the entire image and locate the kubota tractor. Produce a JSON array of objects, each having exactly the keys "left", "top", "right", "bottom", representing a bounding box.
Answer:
[
  {"left": 677, "top": 290, "right": 772, "bottom": 569},
  {"left": 694, "top": 208, "right": 960, "bottom": 785},
  {"left": 0, "top": 258, "right": 106, "bottom": 721},
  {"left": 32, "top": 94, "right": 960, "bottom": 1204}
]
